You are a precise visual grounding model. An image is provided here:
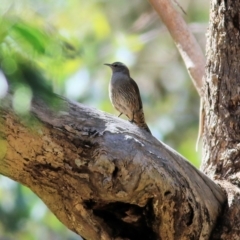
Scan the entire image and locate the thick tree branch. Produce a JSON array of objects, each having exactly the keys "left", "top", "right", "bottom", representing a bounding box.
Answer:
[
  {"left": 0, "top": 93, "right": 225, "bottom": 239},
  {"left": 148, "top": 0, "right": 205, "bottom": 96}
]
